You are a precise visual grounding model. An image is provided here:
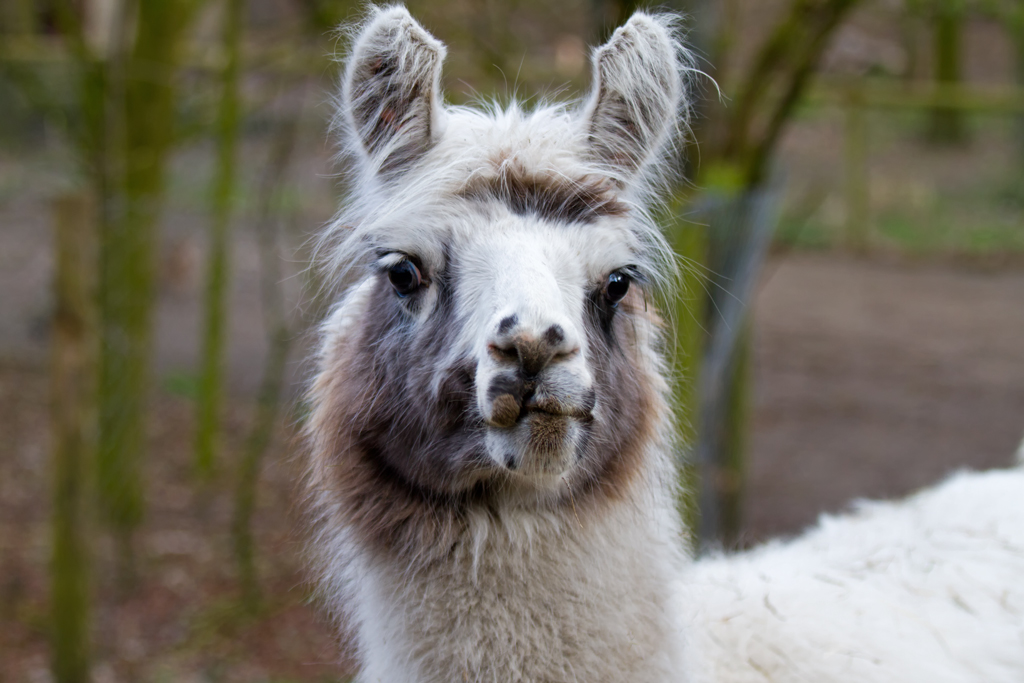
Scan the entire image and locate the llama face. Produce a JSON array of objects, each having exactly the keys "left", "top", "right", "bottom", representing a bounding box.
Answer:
[{"left": 313, "top": 7, "right": 685, "bottom": 526}]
